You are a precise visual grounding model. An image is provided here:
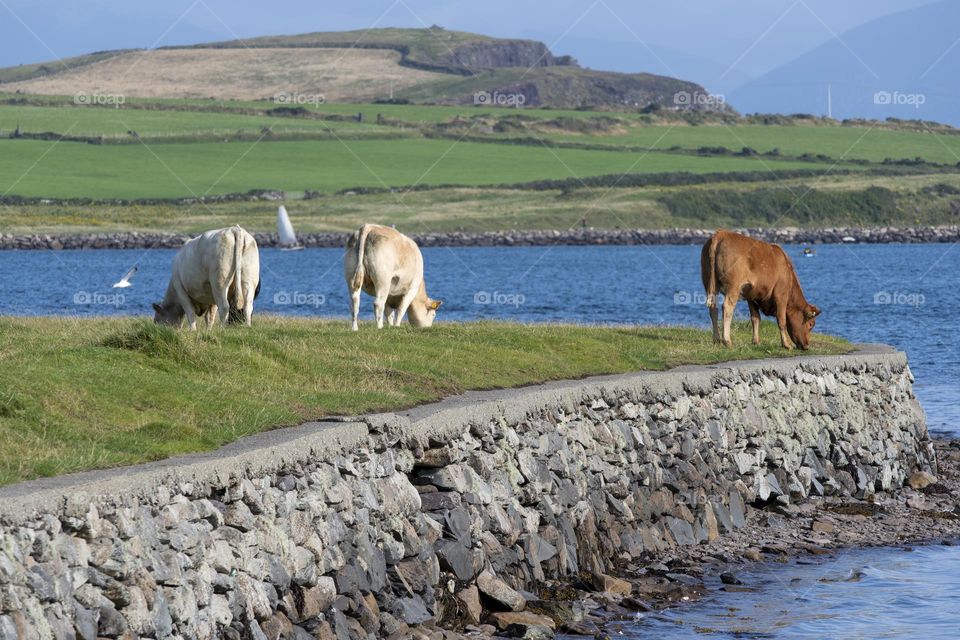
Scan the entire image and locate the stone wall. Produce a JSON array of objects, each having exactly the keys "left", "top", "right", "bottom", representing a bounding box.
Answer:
[{"left": 0, "top": 347, "right": 934, "bottom": 639}]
